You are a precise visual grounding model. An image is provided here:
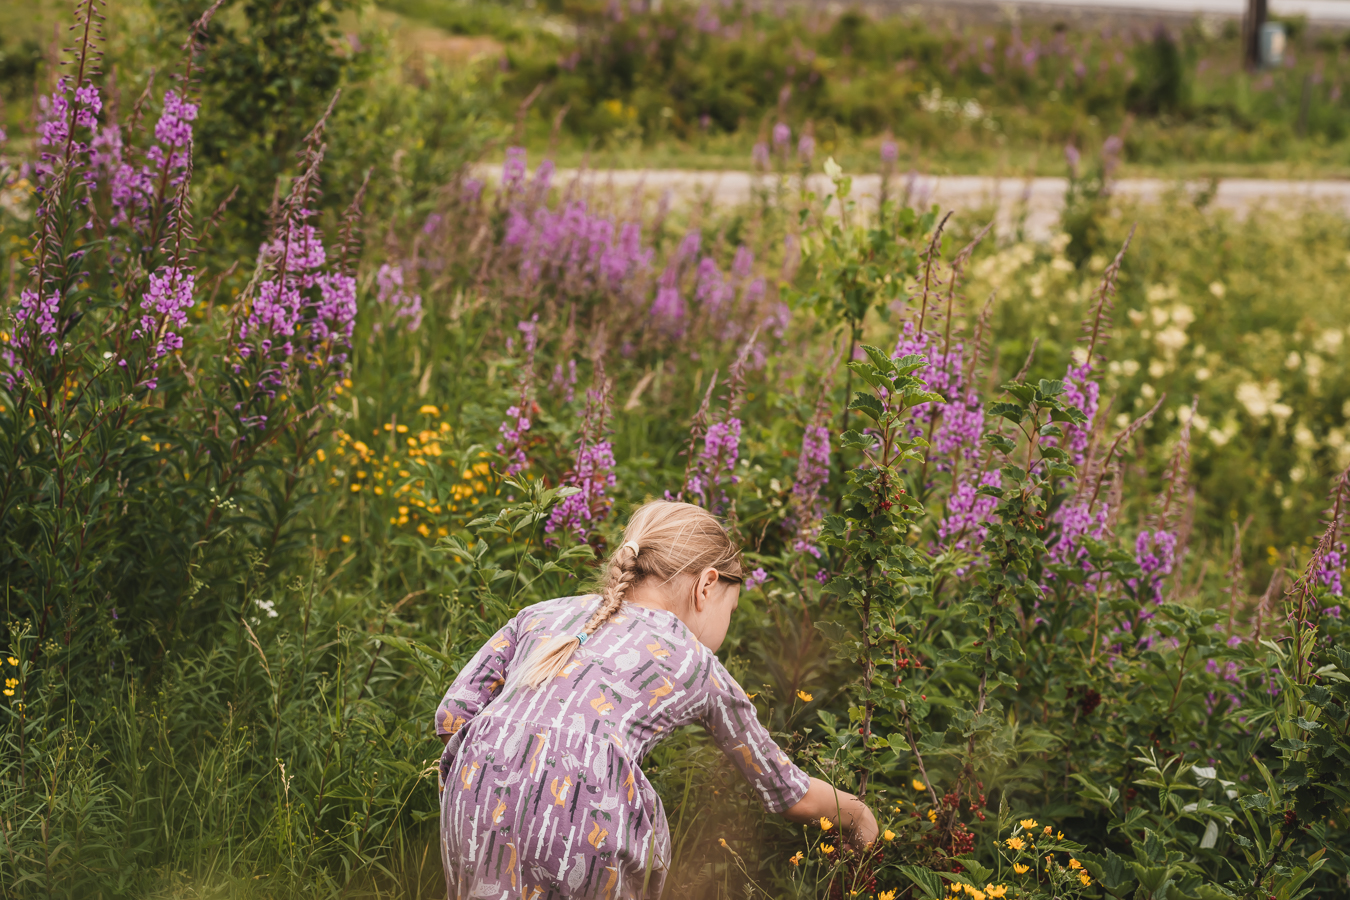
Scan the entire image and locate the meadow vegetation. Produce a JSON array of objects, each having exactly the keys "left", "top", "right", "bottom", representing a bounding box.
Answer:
[{"left": 0, "top": 1, "right": 1348, "bottom": 899}]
